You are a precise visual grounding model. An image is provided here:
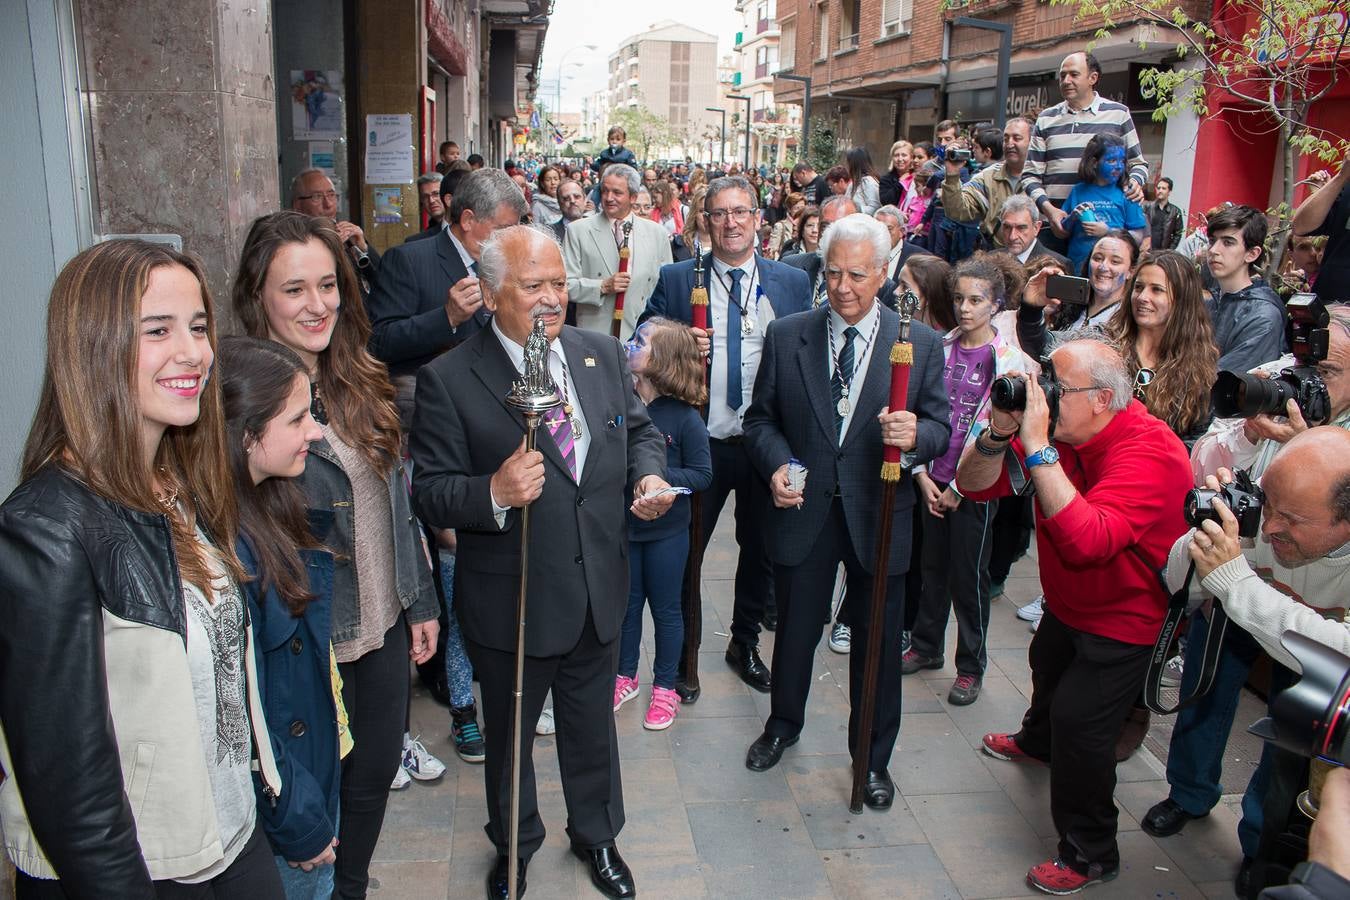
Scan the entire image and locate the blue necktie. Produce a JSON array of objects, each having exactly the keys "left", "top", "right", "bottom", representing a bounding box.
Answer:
[{"left": 726, "top": 268, "right": 745, "bottom": 410}]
